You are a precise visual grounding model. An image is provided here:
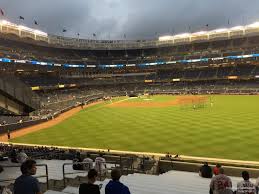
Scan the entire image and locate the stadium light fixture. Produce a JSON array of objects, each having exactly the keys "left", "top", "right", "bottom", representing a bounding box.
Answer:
[
  {"left": 230, "top": 26, "right": 244, "bottom": 31},
  {"left": 0, "top": 20, "right": 13, "bottom": 26},
  {"left": 18, "top": 25, "right": 33, "bottom": 32},
  {"left": 34, "top": 29, "right": 48, "bottom": 37},
  {"left": 159, "top": 36, "right": 174, "bottom": 41},
  {"left": 211, "top": 28, "right": 228, "bottom": 33},
  {"left": 174, "top": 33, "right": 190, "bottom": 38},
  {"left": 192, "top": 31, "right": 208, "bottom": 36},
  {"left": 246, "top": 22, "right": 259, "bottom": 28}
]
